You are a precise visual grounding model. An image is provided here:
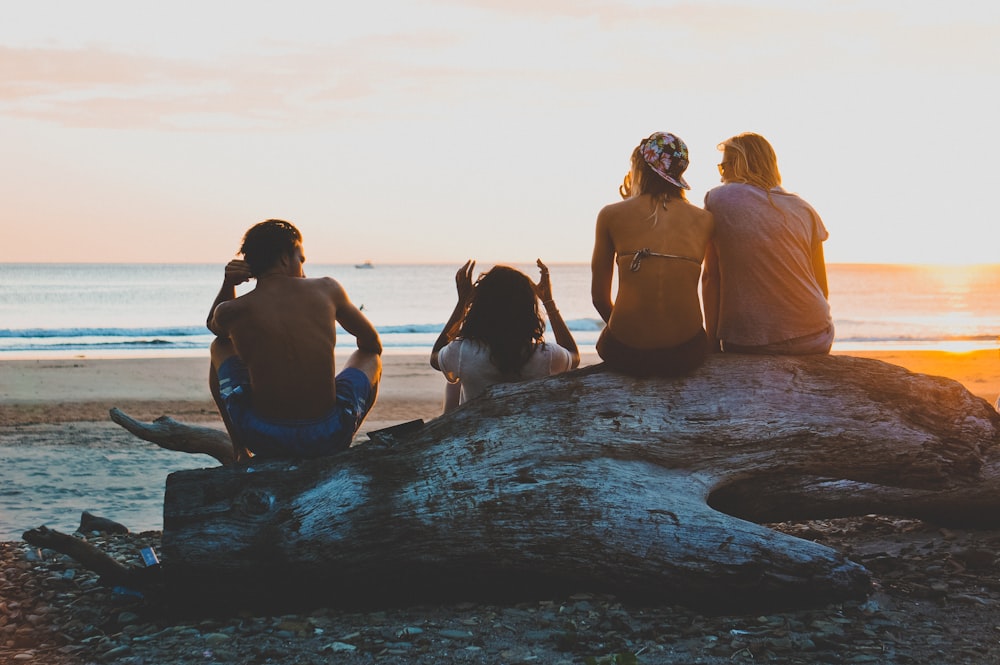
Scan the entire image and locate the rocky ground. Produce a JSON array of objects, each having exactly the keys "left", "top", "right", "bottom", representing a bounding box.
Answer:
[{"left": 3, "top": 515, "right": 1000, "bottom": 664}]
